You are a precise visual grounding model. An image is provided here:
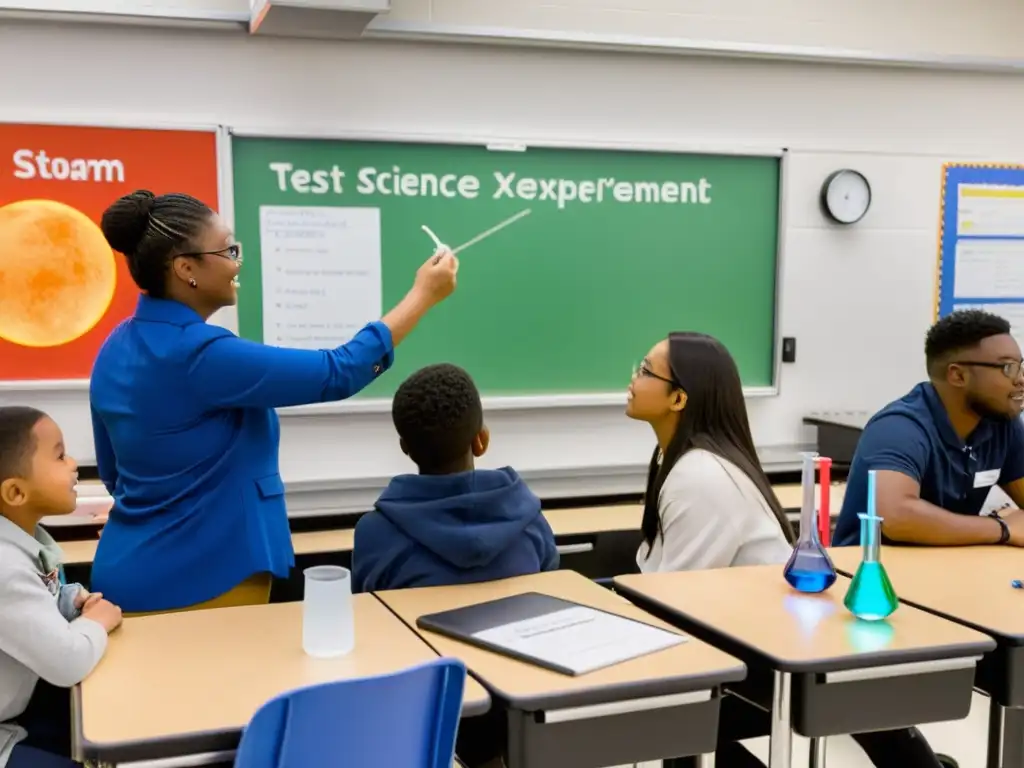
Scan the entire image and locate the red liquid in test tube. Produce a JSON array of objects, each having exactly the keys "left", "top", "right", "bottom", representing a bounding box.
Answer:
[{"left": 817, "top": 456, "right": 832, "bottom": 546}]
